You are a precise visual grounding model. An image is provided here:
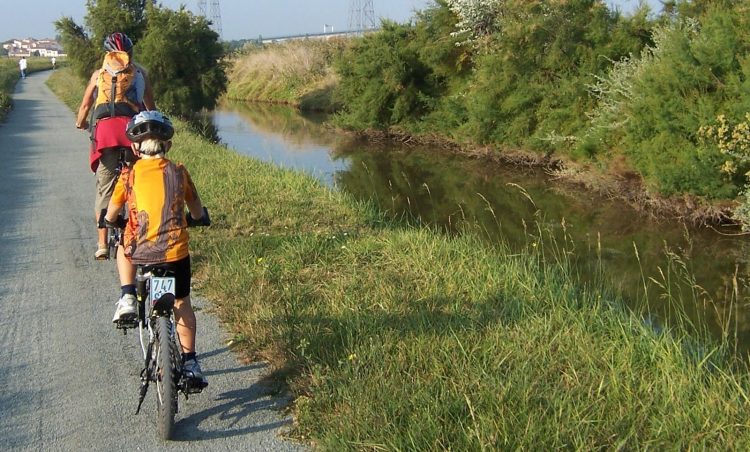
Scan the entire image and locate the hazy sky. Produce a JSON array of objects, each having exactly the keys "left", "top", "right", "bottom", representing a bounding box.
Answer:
[{"left": 1, "top": 0, "right": 664, "bottom": 43}]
